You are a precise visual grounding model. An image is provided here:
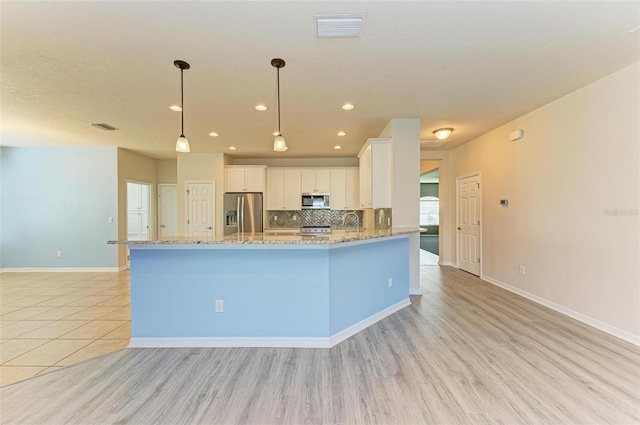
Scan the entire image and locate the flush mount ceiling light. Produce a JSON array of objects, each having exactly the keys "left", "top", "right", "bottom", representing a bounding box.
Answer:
[
  {"left": 432, "top": 128, "right": 454, "bottom": 140},
  {"left": 169, "top": 105, "right": 182, "bottom": 111},
  {"left": 174, "top": 60, "right": 191, "bottom": 153},
  {"left": 90, "top": 123, "right": 118, "bottom": 131},
  {"left": 255, "top": 104, "right": 268, "bottom": 111},
  {"left": 271, "top": 58, "right": 288, "bottom": 152},
  {"left": 337, "top": 131, "right": 346, "bottom": 136},
  {"left": 315, "top": 14, "right": 365, "bottom": 38},
  {"left": 342, "top": 103, "right": 355, "bottom": 110}
]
